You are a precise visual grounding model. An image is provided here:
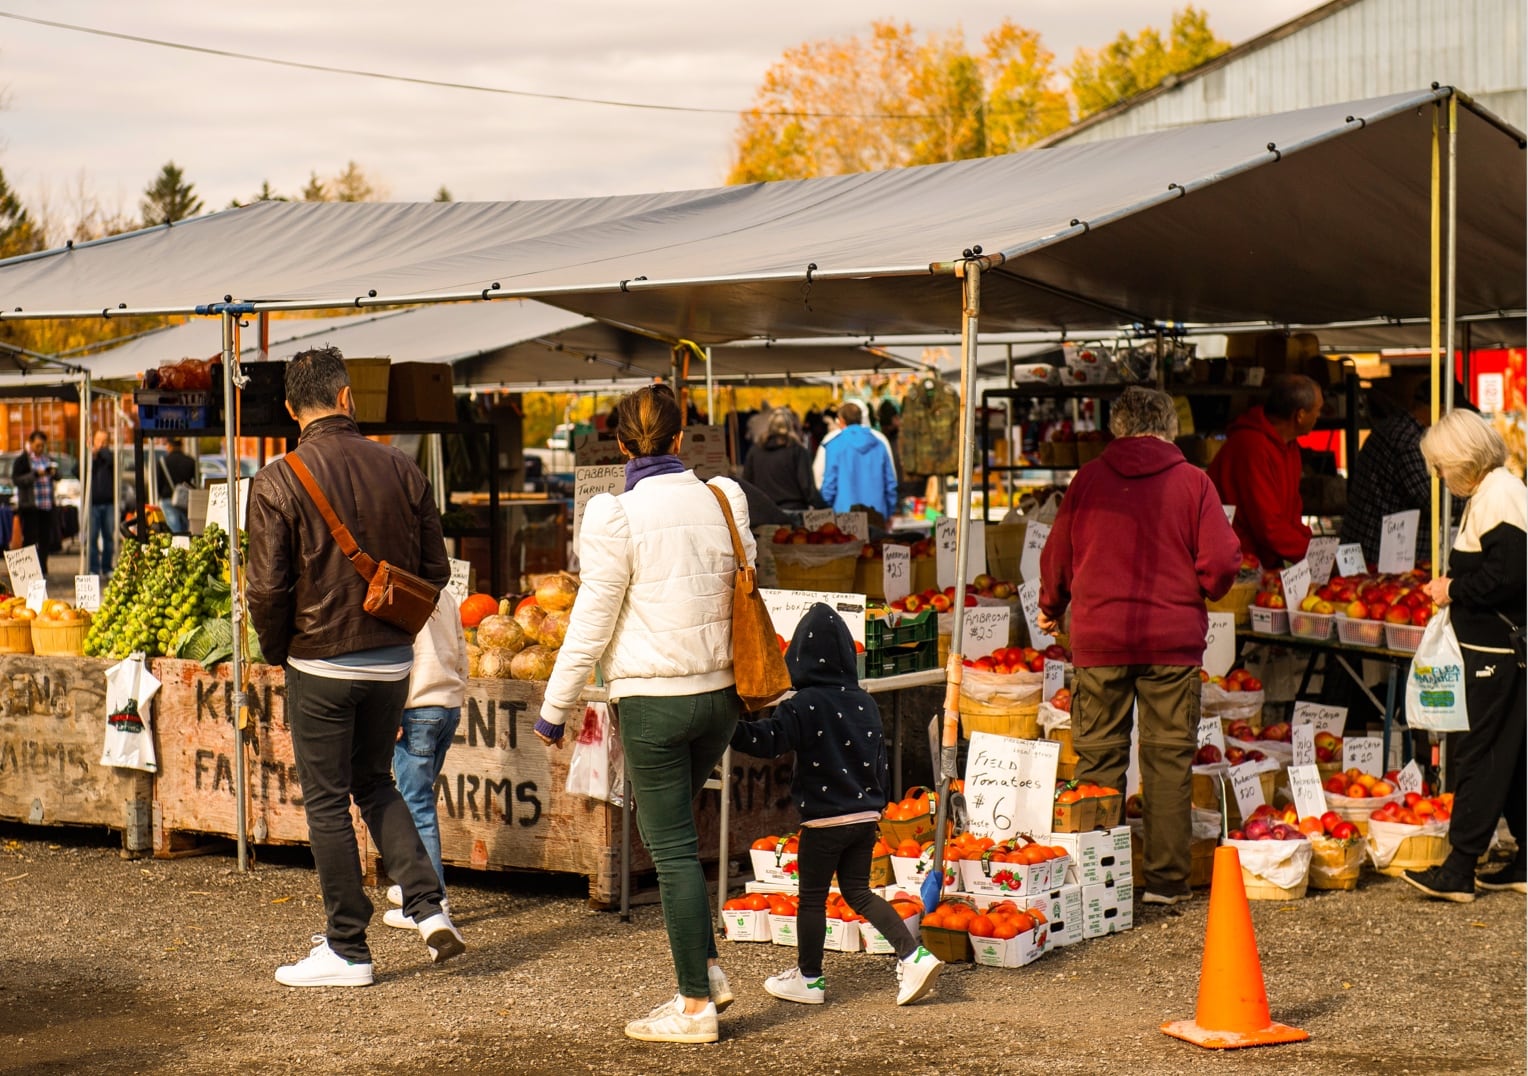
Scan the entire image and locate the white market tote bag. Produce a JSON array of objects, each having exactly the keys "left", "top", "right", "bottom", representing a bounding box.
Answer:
[{"left": 1405, "top": 609, "right": 1469, "bottom": 733}]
